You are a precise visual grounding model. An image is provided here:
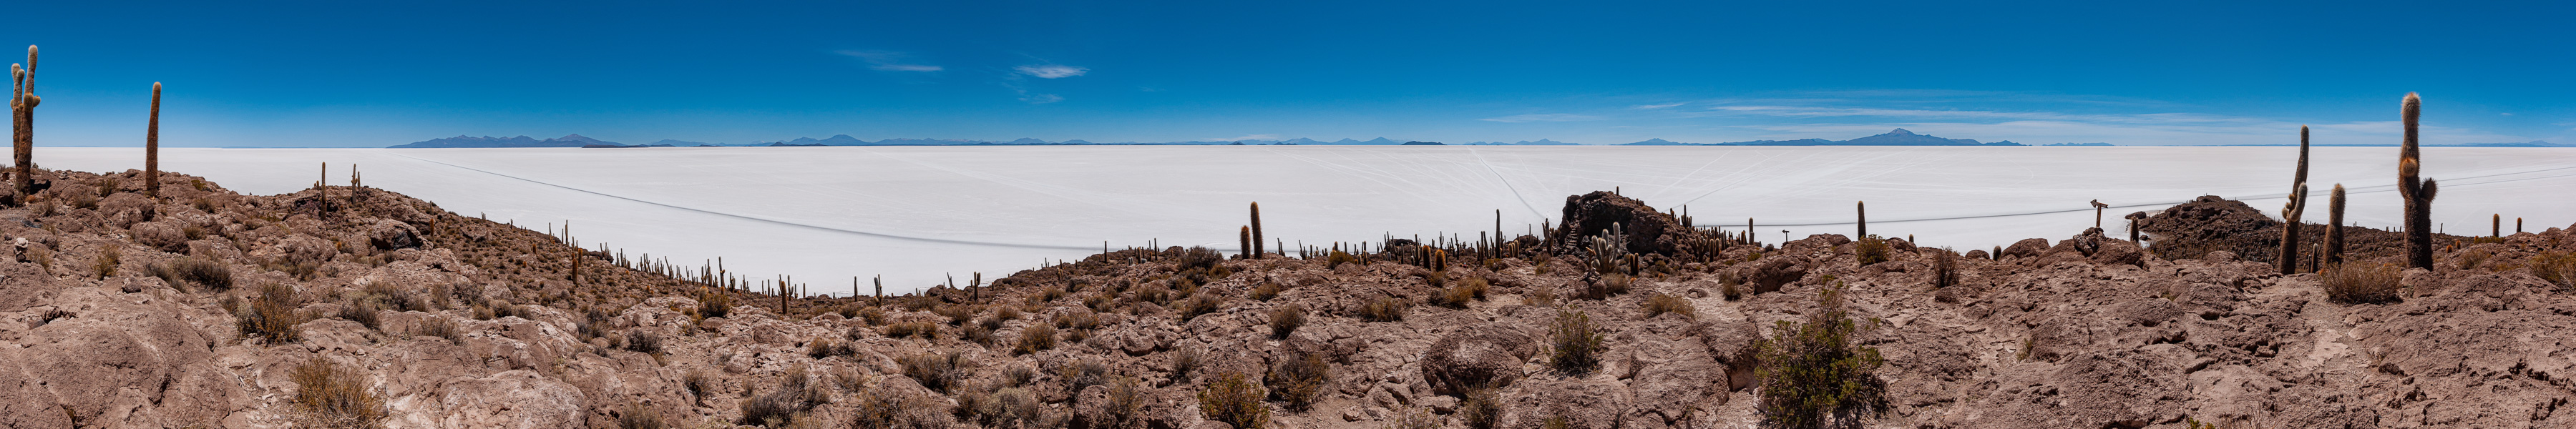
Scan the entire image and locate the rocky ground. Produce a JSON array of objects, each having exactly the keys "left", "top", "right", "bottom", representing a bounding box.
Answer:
[{"left": 3, "top": 169, "right": 2573, "bottom": 429}]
